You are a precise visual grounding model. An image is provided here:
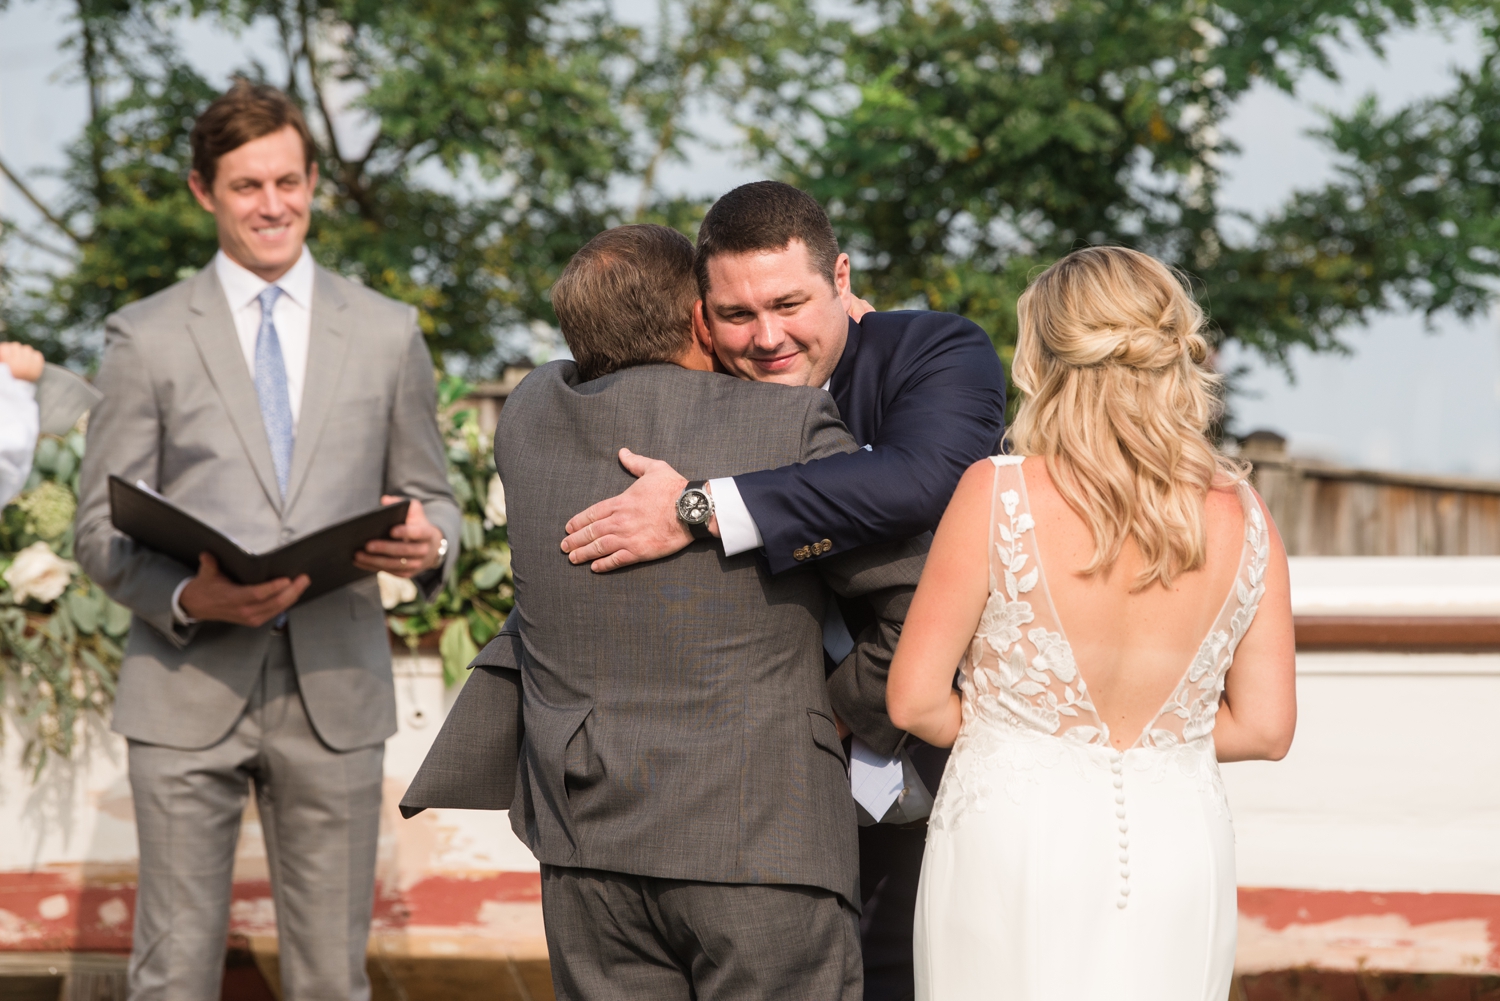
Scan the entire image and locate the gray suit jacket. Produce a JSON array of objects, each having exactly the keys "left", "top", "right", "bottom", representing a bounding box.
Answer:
[
  {"left": 413, "top": 361, "right": 923, "bottom": 906},
  {"left": 75, "top": 263, "right": 460, "bottom": 752},
  {"left": 37, "top": 364, "right": 103, "bottom": 436}
]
